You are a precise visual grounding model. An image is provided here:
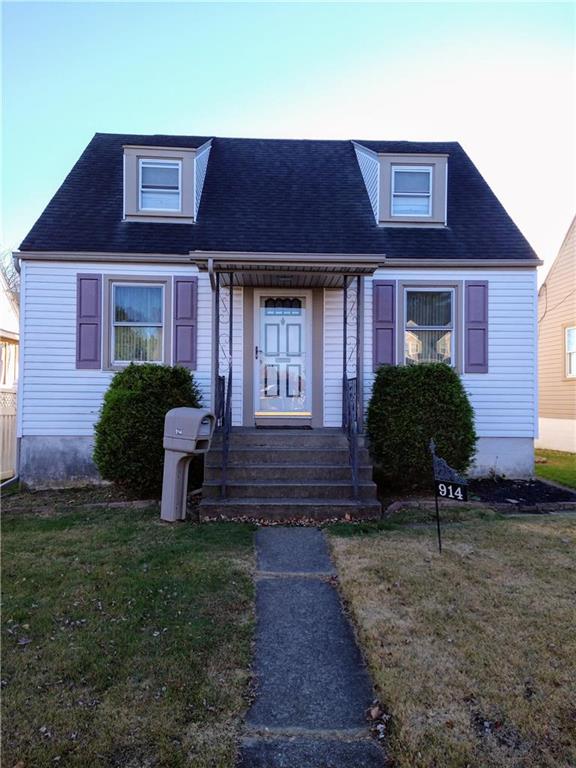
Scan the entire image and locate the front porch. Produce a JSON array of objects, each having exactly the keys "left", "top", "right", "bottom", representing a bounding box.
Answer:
[{"left": 193, "top": 253, "right": 385, "bottom": 518}]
